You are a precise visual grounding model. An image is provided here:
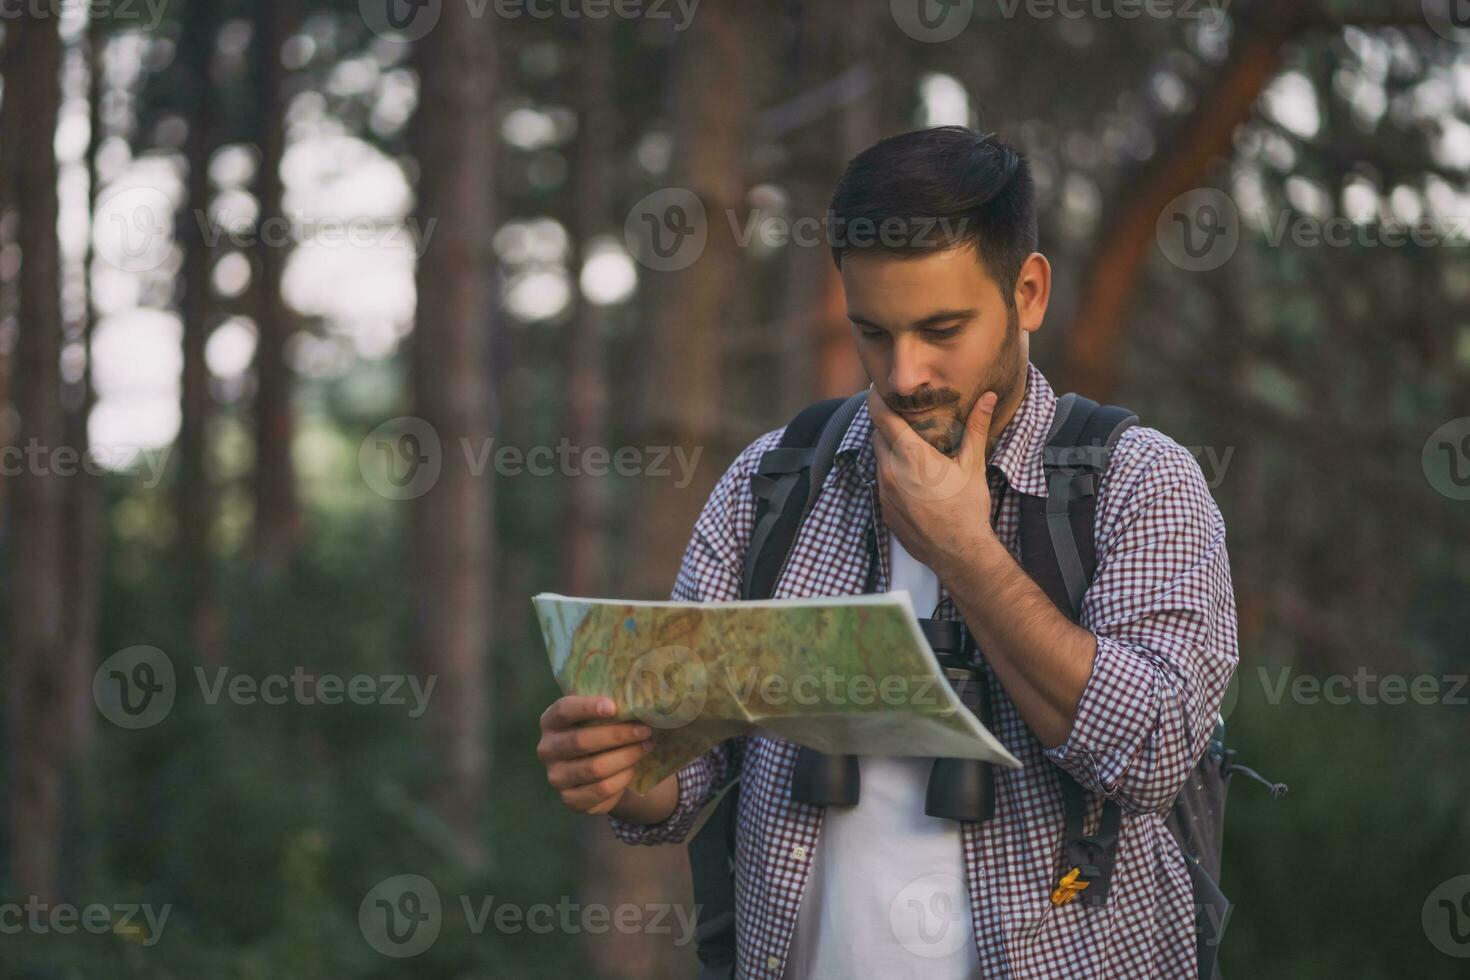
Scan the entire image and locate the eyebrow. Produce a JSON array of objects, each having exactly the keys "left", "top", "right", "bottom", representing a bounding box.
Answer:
[{"left": 848, "top": 308, "right": 978, "bottom": 332}]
